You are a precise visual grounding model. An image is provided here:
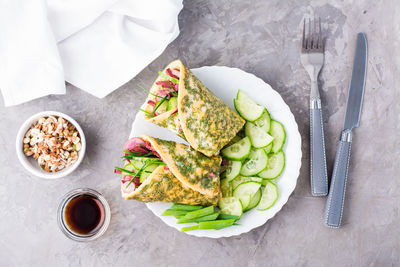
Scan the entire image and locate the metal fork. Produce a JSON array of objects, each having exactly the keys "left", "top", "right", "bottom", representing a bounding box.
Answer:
[{"left": 300, "top": 18, "right": 328, "bottom": 196}]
